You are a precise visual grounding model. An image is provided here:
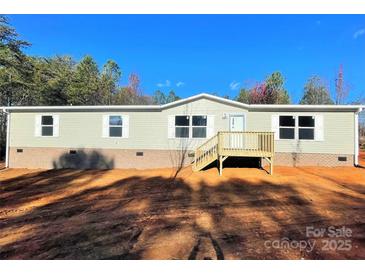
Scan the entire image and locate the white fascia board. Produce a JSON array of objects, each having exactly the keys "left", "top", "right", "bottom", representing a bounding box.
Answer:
[
  {"left": 1, "top": 93, "right": 363, "bottom": 112},
  {"left": 160, "top": 93, "right": 250, "bottom": 109},
  {"left": 1, "top": 105, "right": 161, "bottom": 111},
  {"left": 249, "top": 104, "right": 364, "bottom": 112}
]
